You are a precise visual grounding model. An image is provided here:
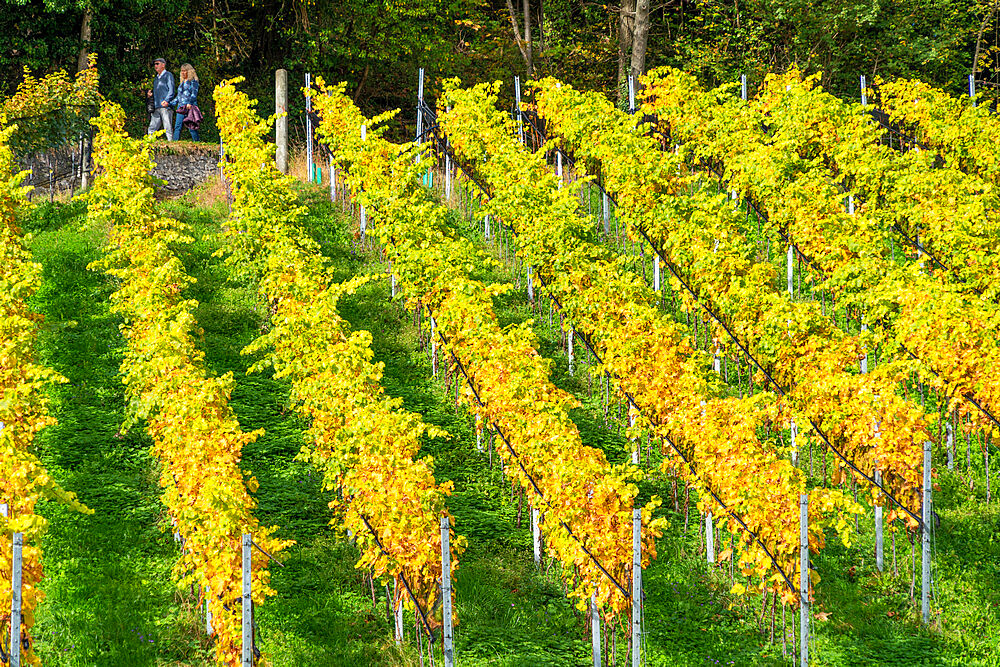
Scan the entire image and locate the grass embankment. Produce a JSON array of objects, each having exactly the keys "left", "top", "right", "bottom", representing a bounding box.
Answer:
[{"left": 20, "top": 181, "right": 1000, "bottom": 666}]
